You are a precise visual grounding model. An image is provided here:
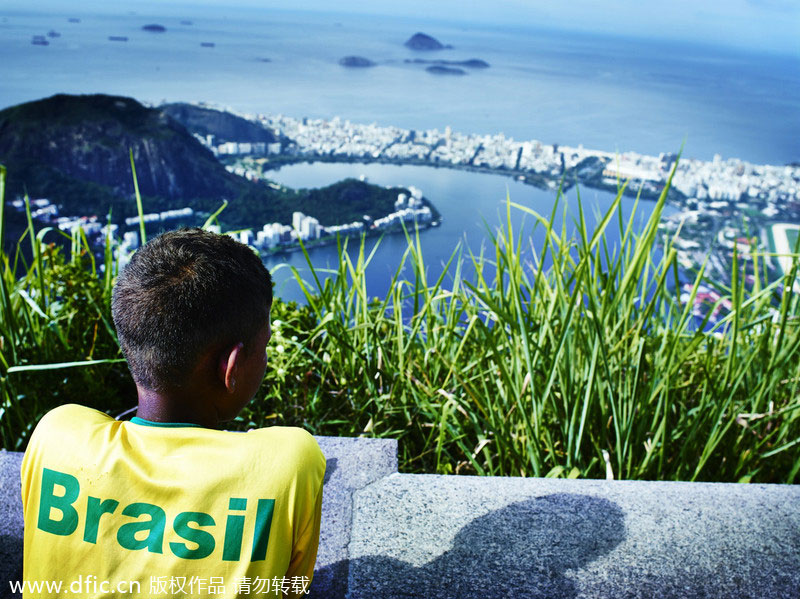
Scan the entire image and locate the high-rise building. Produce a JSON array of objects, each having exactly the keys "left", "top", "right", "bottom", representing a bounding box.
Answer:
[{"left": 300, "top": 216, "right": 321, "bottom": 240}]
